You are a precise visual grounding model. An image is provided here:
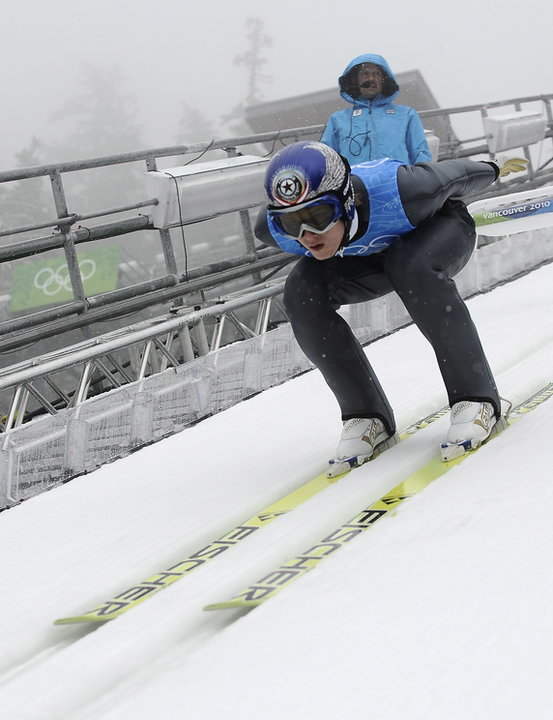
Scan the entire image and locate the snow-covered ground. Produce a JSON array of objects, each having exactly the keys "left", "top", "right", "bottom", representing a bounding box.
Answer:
[{"left": 1, "top": 262, "right": 552, "bottom": 720}]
